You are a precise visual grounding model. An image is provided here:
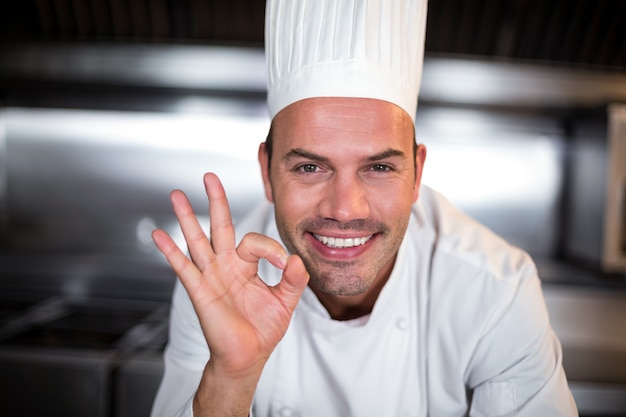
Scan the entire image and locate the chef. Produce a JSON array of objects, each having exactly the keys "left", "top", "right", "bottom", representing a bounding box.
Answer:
[{"left": 150, "top": 0, "right": 579, "bottom": 416}]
